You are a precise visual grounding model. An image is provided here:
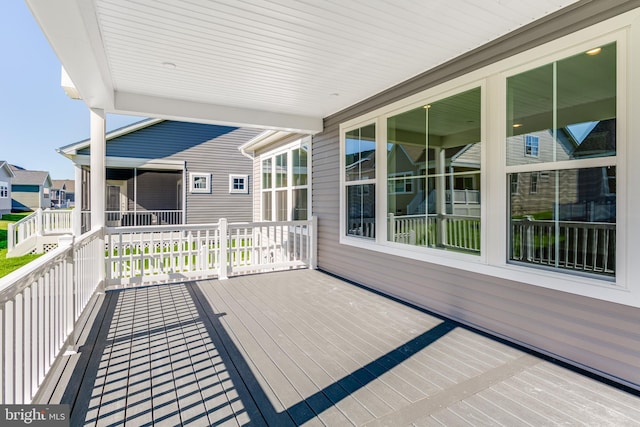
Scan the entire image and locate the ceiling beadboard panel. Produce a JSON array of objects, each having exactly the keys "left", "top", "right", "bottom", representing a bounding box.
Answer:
[{"left": 95, "top": 0, "right": 579, "bottom": 119}]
